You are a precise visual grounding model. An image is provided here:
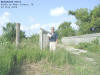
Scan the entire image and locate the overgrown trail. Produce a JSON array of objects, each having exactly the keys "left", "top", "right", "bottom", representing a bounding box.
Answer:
[
  {"left": 57, "top": 44, "right": 87, "bottom": 55},
  {"left": 12, "top": 44, "right": 100, "bottom": 75},
  {"left": 58, "top": 44, "right": 96, "bottom": 64},
  {"left": 13, "top": 60, "right": 73, "bottom": 75},
  {"left": 13, "top": 62, "right": 44, "bottom": 75},
  {"left": 58, "top": 44, "right": 100, "bottom": 75}
]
